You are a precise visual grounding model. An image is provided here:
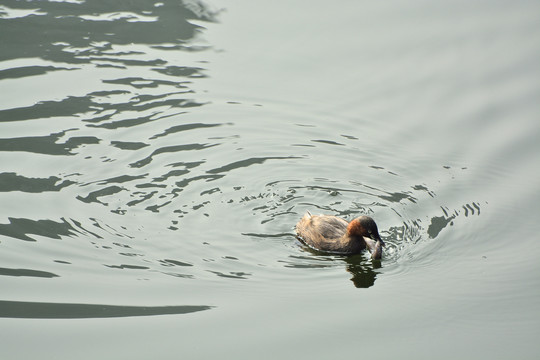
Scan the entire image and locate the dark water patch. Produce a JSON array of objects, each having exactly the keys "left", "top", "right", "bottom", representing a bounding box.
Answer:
[
  {"left": 104, "top": 264, "right": 150, "bottom": 270},
  {"left": 87, "top": 112, "right": 165, "bottom": 130},
  {"left": 362, "top": 184, "right": 417, "bottom": 204},
  {"left": 0, "top": 92, "right": 199, "bottom": 126},
  {"left": 191, "top": 201, "right": 209, "bottom": 211},
  {"left": 95, "top": 63, "right": 126, "bottom": 69},
  {"left": 0, "top": 0, "right": 218, "bottom": 64},
  {"left": 0, "top": 96, "right": 97, "bottom": 122},
  {"left": 64, "top": 136, "right": 101, "bottom": 149},
  {"left": 153, "top": 169, "right": 190, "bottom": 183},
  {"left": 463, "top": 202, "right": 481, "bottom": 216},
  {"left": 0, "top": 133, "right": 68, "bottom": 155},
  {"left": 367, "top": 165, "right": 400, "bottom": 176},
  {"left": 201, "top": 187, "right": 221, "bottom": 196},
  {"left": 54, "top": 260, "right": 71, "bottom": 265},
  {"left": 0, "top": 65, "right": 77, "bottom": 80},
  {"left": 146, "top": 201, "right": 174, "bottom": 213},
  {"left": 81, "top": 91, "right": 151, "bottom": 124},
  {"left": 378, "top": 191, "right": 416, "bottom": 204},
  {"left": 126, "top": 191, "right": 158, "bottom": 207},
  {"left": 136, "top": 183, "right": 167, "bottom": 189},
  {"left": 0, "top": 217, "right": 79, "bottom": 242},
  {"left": 150, "top": 122, "right": 224, "bottom": 140},
  {"left": 175, "top": 174, "right": 224, "bottom": 189},
  {"left": 311, "top": 139, "right": 345, "bottom": 146},
  {"left": 133, "top": 92, "right": 196, "bottom": 105},
  {"left": 110, "top": 141, "right": 149, "bottom": 150},
  {"left": 0, "top": 173, "right": 74, "bottom": 193},
  {"left": 207, "top": 156, "right": 301, "bottom": 174},
  {"left": 412, "top": 184, "right": 436, "bottom": 197},
  {"left": 0, "top": 300, "right": 213, "bottom": 319},
  {"left": 112, "top": 242, "right": 132, "bottom": 249},
  {"left": 152, "top": 65, "right": 207, "bottom": 78},
  {"left": 151, "top": 44, "right": 210, "bottom": 51},
  {"left": 86, "top": 101, "right": 204, "bottom": 130},
  {"left": 159, "top": 259, "right": 193, "bottom": 267},
  {"left": 130, "top": 143, "right": 219, "bottom": 168},
  {"left": 102, "top": 77, "right": 189, "bottom": 89},
  {"left": 0, "top": 267, "right": 59, "bottom": 278},
  {"left": 85, "top": 57, "right": 167, "bottom": 68},
  {"left": 162, "top": 272, "right": 195, "bottom": 279},
  {"left": 207, "top": 270, "right": 251, "bottom": 280},
  {"left": 86, "top": 89, "right": 130, "bottom": 99},
  {"left": 427, "top": 215, "right": 455, "bottom": 239},
  {"left": 76, "top": 185, "right": 124, "bottom": 205},
  {"left": 70, "top": 218, "right": 103, "bottom": 239},
  {"left": 96, "top": 174, "right": 147, "bottom": 186},
  {"left": 119, "top": 252, "right": 143, "bottom": 257}
]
